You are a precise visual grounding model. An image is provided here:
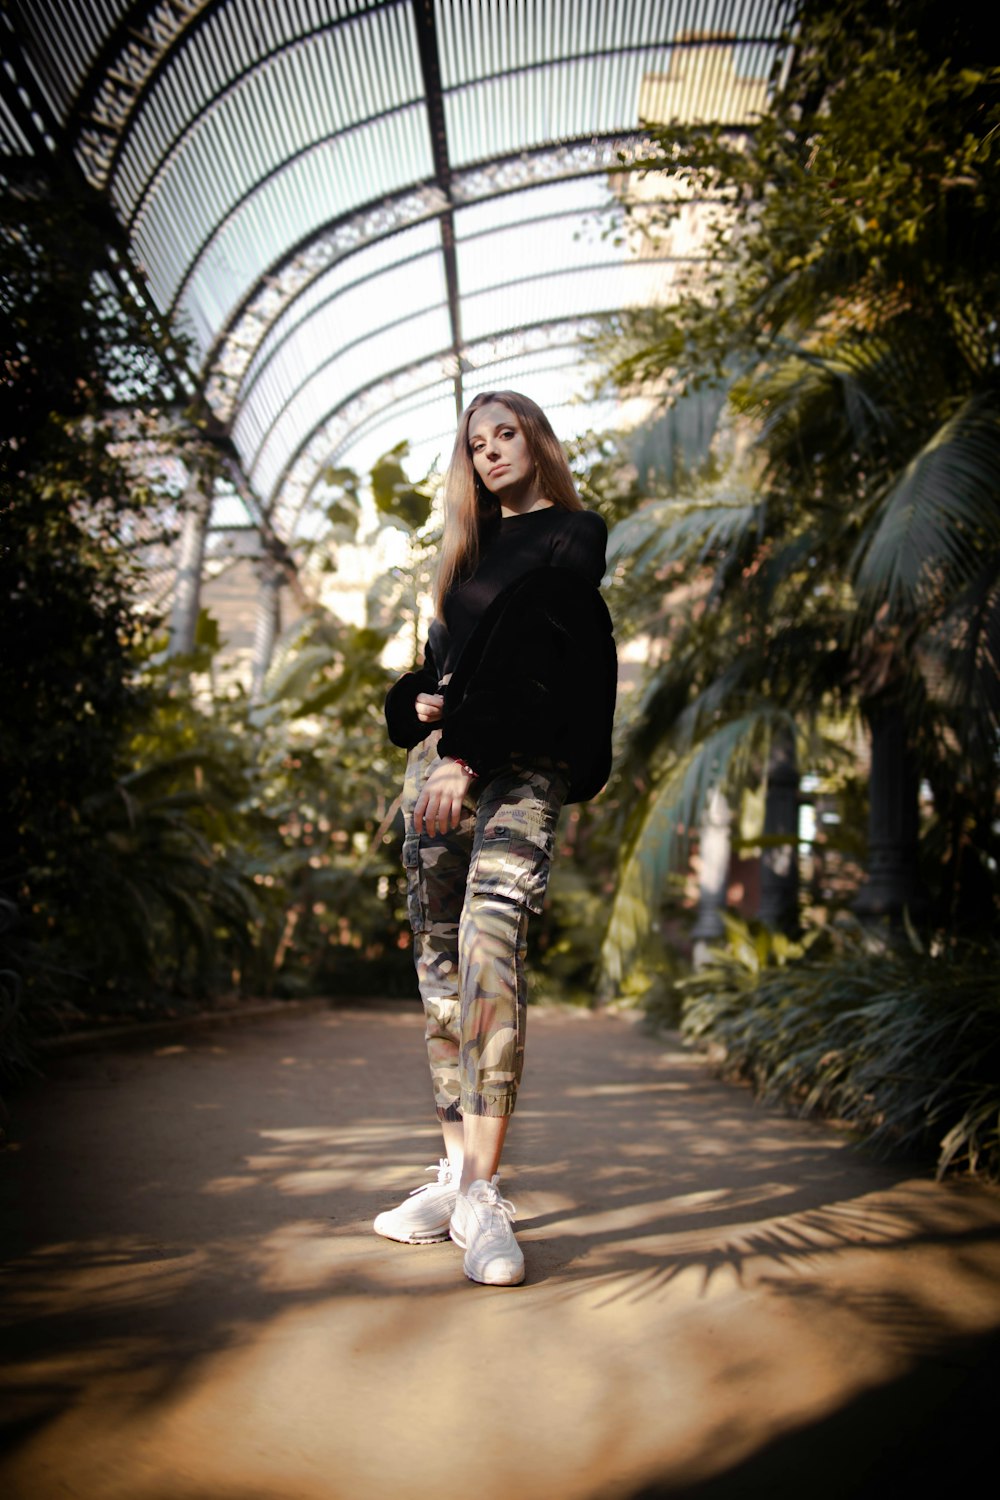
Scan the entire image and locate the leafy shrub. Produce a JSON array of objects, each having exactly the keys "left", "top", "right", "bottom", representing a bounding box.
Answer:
[{"left": 681, "top": 918, "right": 1000, "bottom": 1180}]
